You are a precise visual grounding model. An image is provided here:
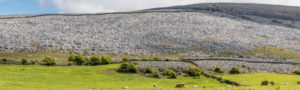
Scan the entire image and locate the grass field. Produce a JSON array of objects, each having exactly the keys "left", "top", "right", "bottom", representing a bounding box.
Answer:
[
  {"left": 1, "top": 64, "right": 299, "bottom": 90},
  {"left": 0, "top": 64, "right": 226, "bottom": 90},
  {"left": 220, "top": 73, "right": 300, "bottom": 89}
]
